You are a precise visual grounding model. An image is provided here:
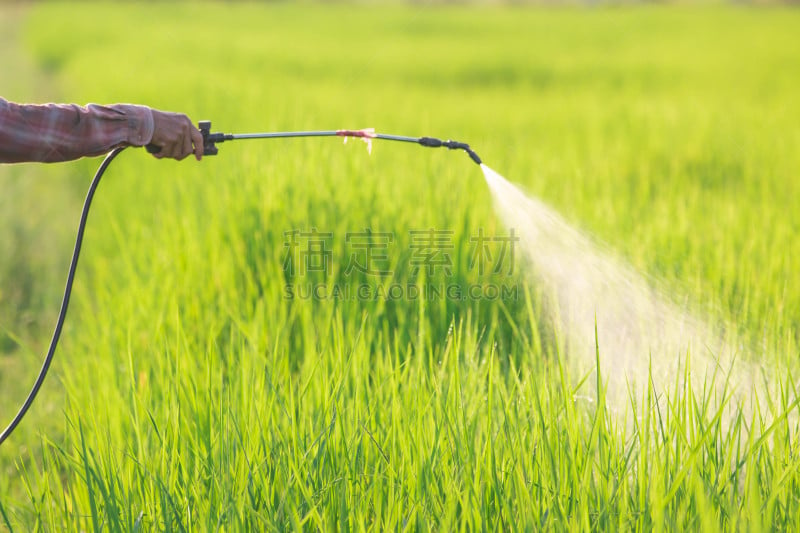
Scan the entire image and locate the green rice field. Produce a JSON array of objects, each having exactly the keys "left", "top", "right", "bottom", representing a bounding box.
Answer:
[{"left": 1, "top": 2, "right": 799, "bottom": 530}]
